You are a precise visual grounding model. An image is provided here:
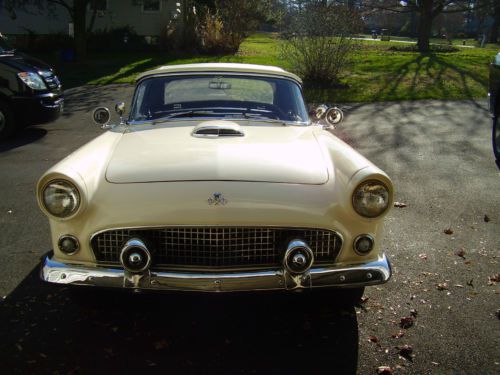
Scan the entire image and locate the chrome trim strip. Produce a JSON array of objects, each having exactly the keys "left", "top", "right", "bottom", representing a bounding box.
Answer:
[{"left": 41, "top": 253, "right": 391, "bottom": 292}]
